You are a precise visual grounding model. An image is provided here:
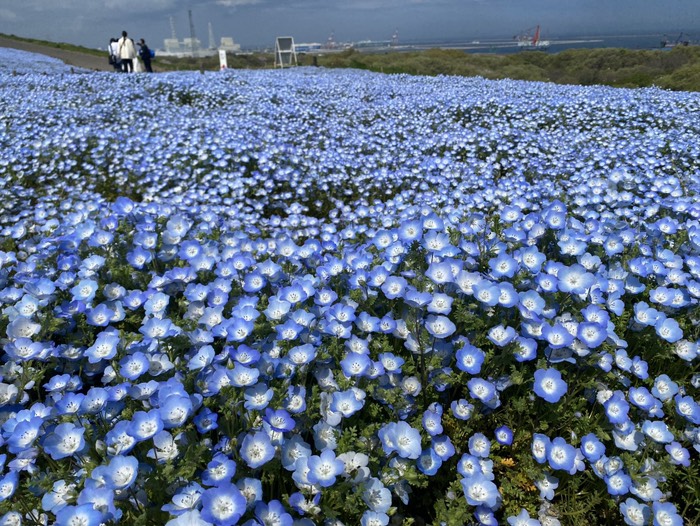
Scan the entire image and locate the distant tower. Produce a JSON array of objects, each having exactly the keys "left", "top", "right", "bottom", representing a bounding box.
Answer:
[
  {"left": 188, "top": 9, "right": 199, "bottom": 57},
  {"left": 326, "top": 31, "right": 336, "bottom": 49},
  {"left": 208, "top": 22, "right": 215, "bottom": 49},
  {"left": 165, "top": 16, "right": 181, "bottom": 54},
  {"left": 391, "top": 28, "right": 399, "bottom": 47},
  {"left": 170, "top": 16, "right": 178, "bottom": 40}
]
